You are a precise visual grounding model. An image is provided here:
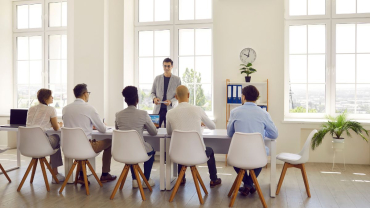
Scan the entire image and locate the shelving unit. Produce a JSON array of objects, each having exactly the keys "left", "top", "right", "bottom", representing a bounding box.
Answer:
[{"left": 224, "top": 79, "right": 269, "bottom": 166}]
